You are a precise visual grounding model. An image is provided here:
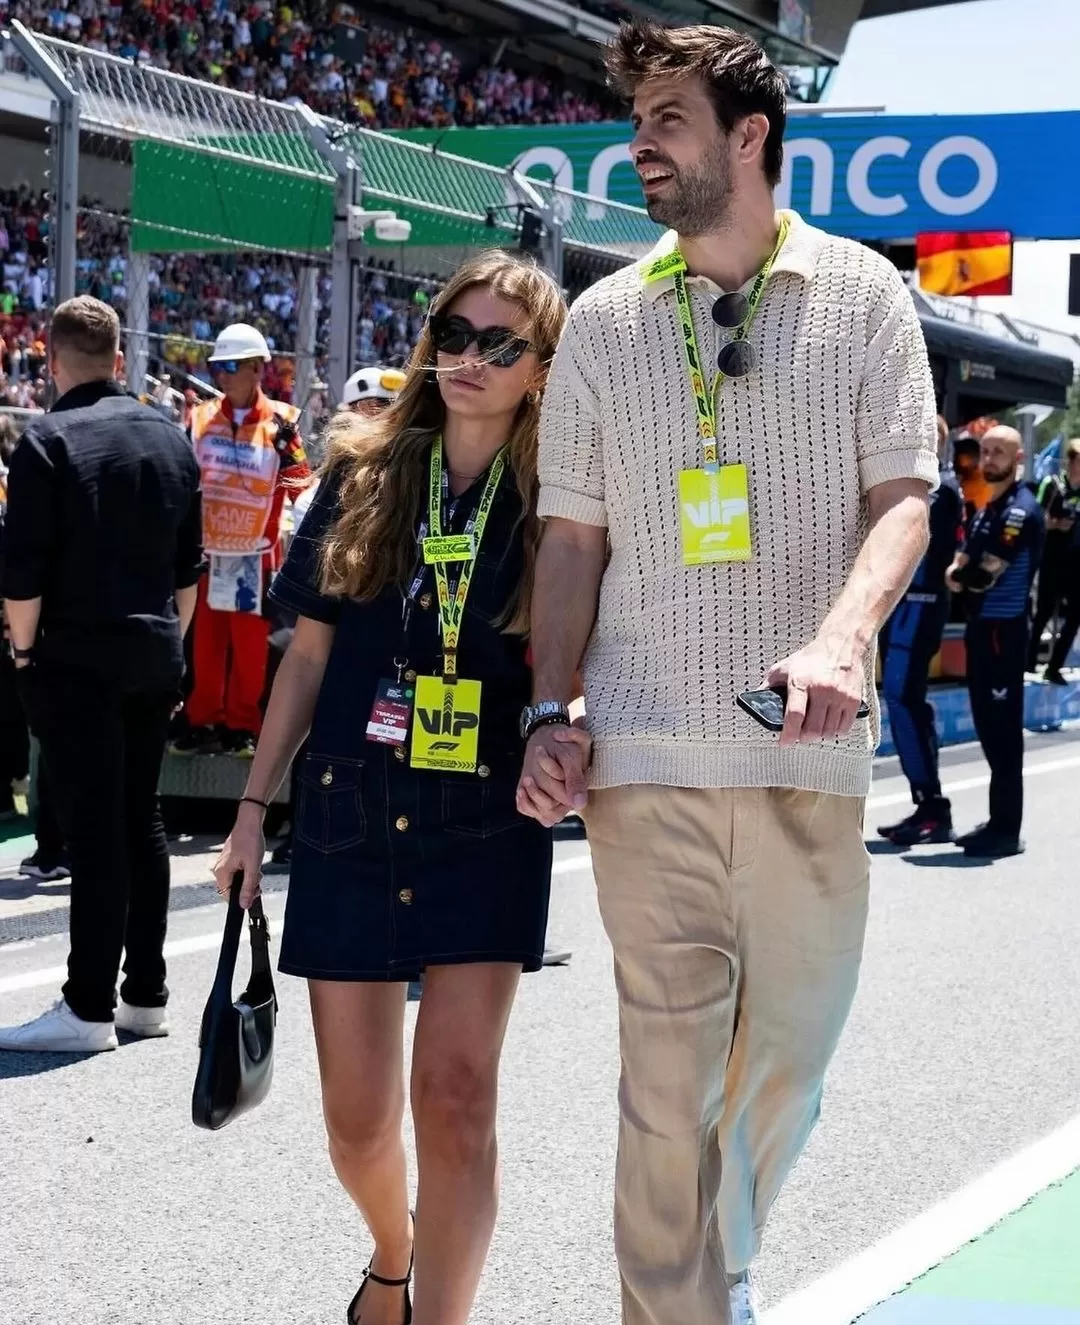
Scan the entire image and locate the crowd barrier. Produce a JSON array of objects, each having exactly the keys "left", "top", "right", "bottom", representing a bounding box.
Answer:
[{"left": 878, "top": 676, "right": 1080, "bottom": 759}]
